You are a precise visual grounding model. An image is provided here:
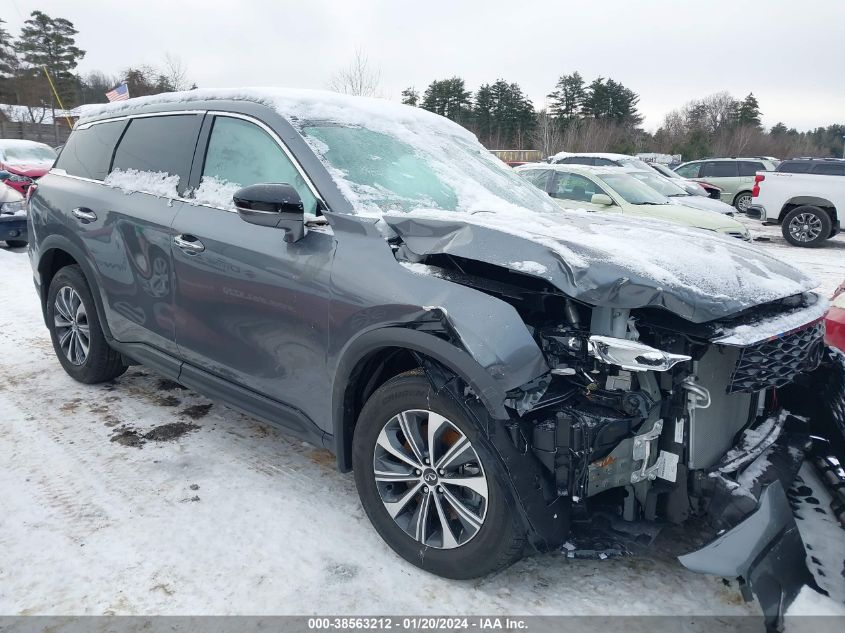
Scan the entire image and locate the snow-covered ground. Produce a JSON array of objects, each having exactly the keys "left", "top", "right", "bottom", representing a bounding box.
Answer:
[{"left": 0, "top": 223, "right": 842, "bottom": 621}]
